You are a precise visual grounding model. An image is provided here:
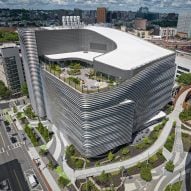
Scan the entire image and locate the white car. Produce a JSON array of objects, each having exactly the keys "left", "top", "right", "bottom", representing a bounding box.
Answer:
[{"left": 28, "top": 175, "right": 38, "bottom": 188}]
